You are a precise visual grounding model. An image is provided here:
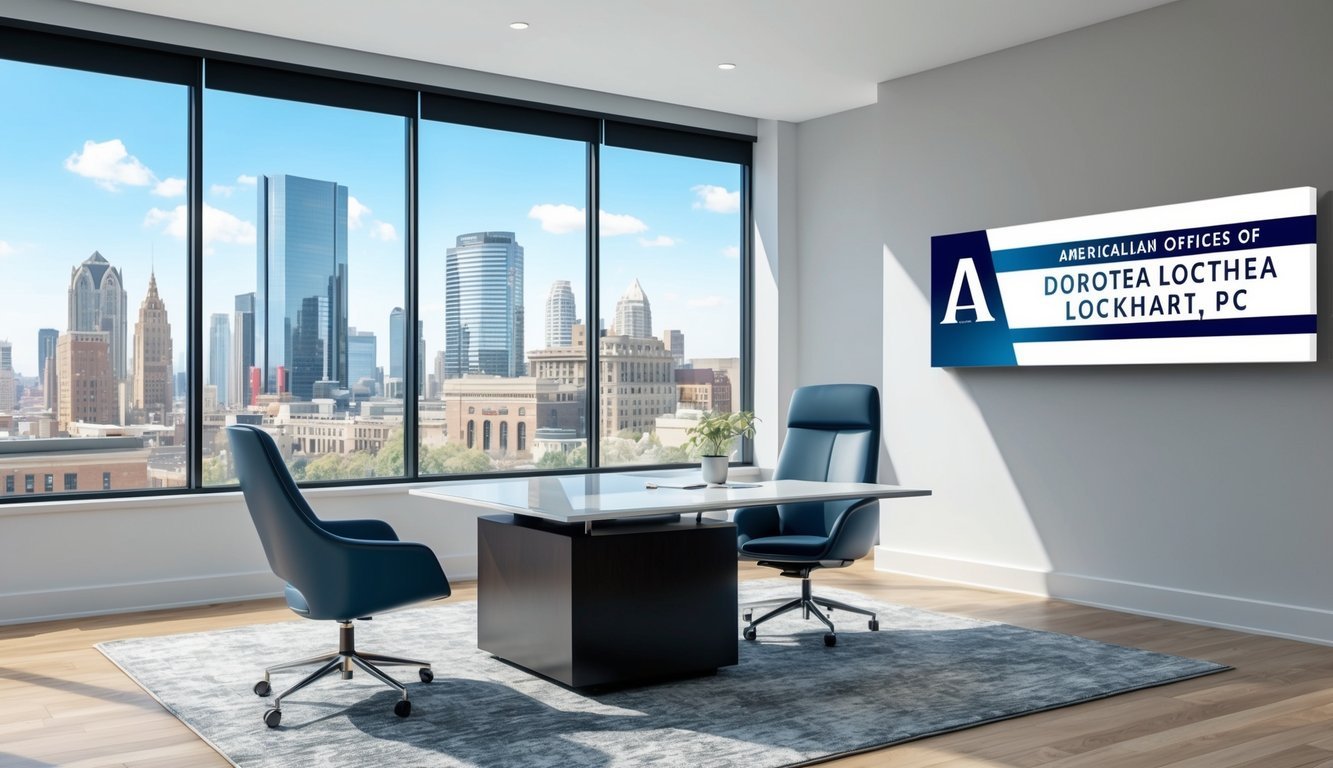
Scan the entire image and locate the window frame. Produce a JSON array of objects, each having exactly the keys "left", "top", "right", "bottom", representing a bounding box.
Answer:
[{"left": 0, "top": 20, "right": 754, "bottom": 504}]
